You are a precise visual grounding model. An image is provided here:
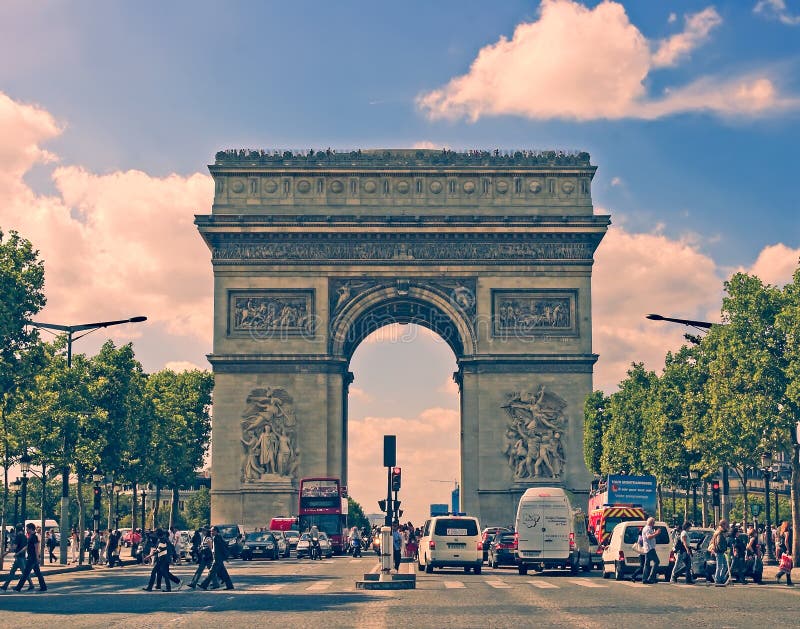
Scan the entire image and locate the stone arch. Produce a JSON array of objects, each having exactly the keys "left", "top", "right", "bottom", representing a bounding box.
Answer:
[{"left": 329, "top": 282, "right": 477, "bottom": 361}]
